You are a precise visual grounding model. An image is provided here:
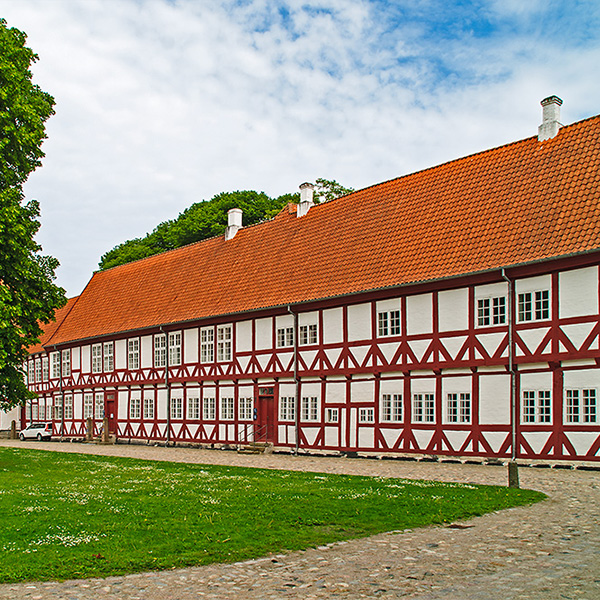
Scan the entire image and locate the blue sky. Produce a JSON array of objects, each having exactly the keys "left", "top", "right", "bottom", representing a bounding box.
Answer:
[{"left": 2, "top": 0, "right": 600, "bottom": 295}]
